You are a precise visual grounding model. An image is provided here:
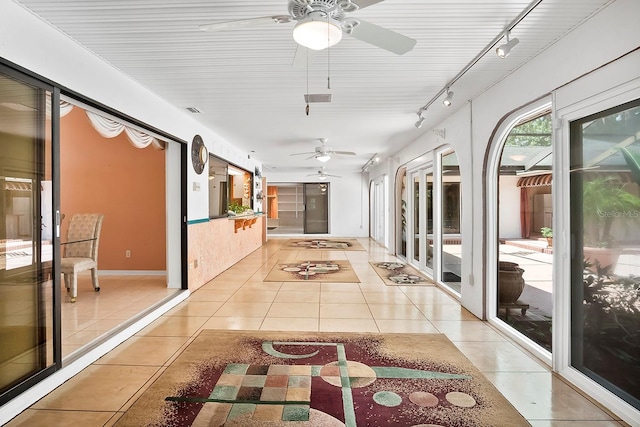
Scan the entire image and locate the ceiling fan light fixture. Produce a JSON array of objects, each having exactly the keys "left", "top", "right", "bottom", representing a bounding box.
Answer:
[
  {"left": 316, "top": 153, "right": 331, "bottom": 162},
  {"left": 293, "top": 15, "right": 343, "bottom": 51},
  {"left": 318, "top": 174, "right": 328, "bottom": 180}
]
